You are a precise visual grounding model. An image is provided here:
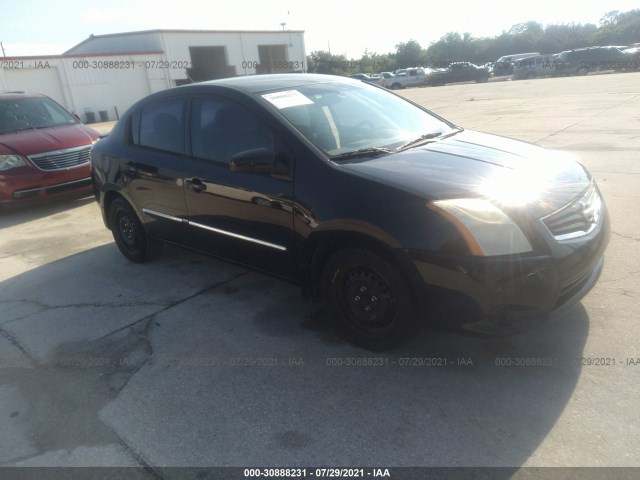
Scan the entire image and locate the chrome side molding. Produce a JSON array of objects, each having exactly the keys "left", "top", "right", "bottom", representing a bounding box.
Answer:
[{"left": 141, "top": 208, "right": 287, "bottom": 252}]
